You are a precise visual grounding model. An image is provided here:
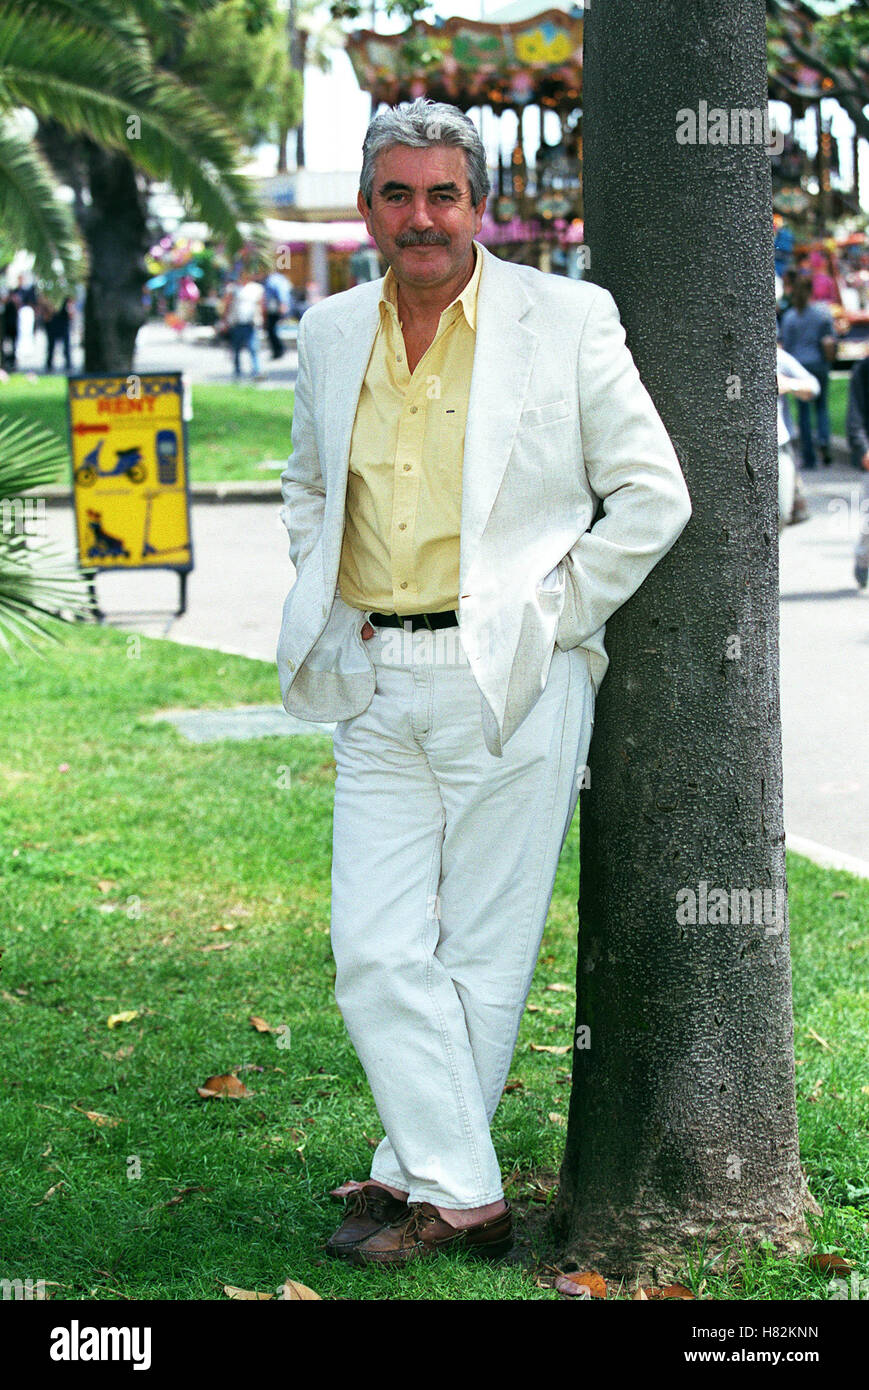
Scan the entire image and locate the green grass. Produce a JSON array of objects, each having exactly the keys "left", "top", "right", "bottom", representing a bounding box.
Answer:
[
  {"left": 0, "top": 626, "right": 867, "bottom": 1300},
  {"left": 0, "top": 370, "right": 855, "bottom": 489},
  {"left": 0, "top": 376, "right": 293, "bottom": 484}
]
